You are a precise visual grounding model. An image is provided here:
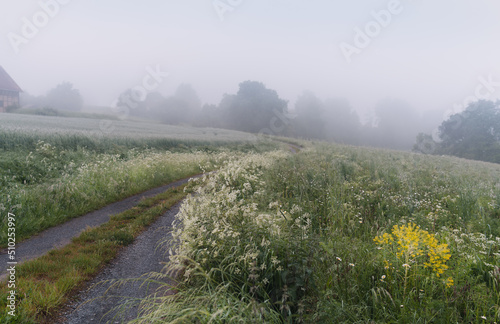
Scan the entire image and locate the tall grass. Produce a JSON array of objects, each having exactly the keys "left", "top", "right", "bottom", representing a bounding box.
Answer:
[
  {"left": 0, "top": 129, "right": 249, "bottom": 152},
  {"left": 0, "top": 148, "right": 238, "bottom": 245},
  {"left": 133, "top": 143, "right": 500, "bottom": 323},
  {"left": 0, "top": 113, "right": 279, "bottom": 244}
]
